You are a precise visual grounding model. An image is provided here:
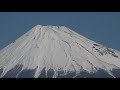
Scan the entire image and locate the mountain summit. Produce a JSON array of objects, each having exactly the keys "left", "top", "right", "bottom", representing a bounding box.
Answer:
[{"left": 0, "top": 25, "right": 120, "bottom": 78}]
